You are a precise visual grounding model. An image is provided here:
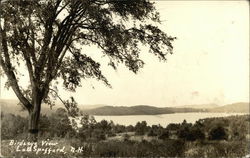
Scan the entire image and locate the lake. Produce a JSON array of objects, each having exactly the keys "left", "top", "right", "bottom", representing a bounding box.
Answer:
[{"left": 93, "top": 113, "right": 247, "bottom": 126}]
